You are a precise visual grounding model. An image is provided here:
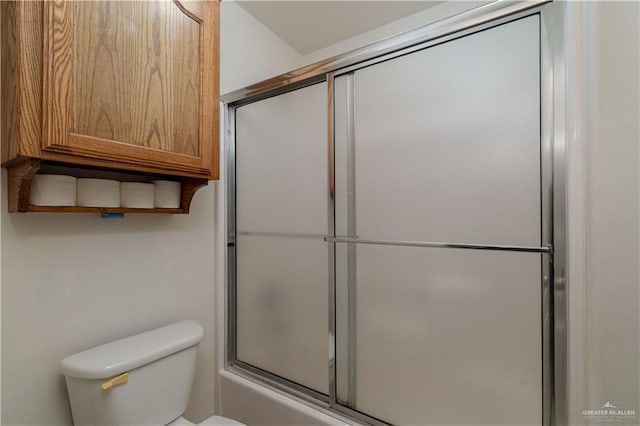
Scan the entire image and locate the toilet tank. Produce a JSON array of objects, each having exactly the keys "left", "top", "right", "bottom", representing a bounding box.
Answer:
[{"left": 60, "top": 321, "right": 204, "bottom": 426}]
